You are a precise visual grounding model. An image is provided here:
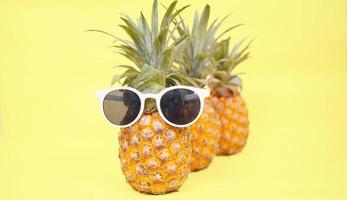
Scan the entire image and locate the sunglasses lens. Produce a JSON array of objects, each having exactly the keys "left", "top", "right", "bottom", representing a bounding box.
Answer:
[
  {"left": 160, "top": 88, "right": 201, "bottom": 126},
  {"left": 103, "top": 89, "right": 141, "bottom": 126}
]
